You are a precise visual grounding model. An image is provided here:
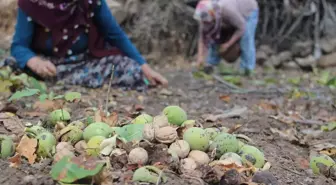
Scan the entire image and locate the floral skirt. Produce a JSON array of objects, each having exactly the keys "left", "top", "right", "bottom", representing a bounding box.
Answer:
[{"left": 2, "top": 53, "right": 147, "bottom": 91}]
